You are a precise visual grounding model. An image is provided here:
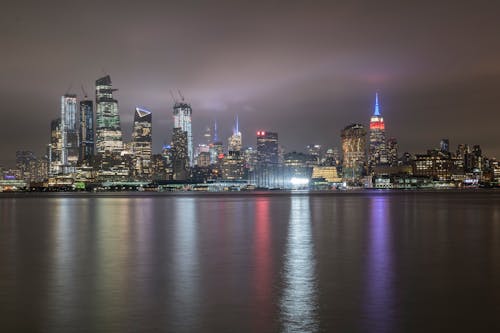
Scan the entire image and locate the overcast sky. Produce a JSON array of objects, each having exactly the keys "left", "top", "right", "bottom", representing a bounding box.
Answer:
[{"left": 1, "top": 0, "right": 500, "bottom": 166}]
